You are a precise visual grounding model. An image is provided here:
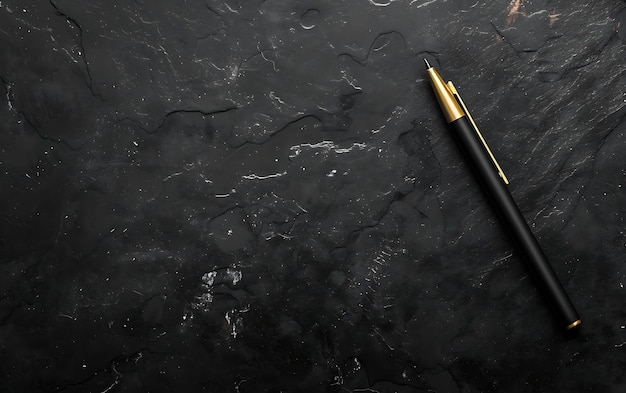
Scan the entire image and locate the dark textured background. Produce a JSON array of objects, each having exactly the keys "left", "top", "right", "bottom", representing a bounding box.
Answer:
[{"left": 1, "top": 0, "right": 626, "bottom": 392}]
